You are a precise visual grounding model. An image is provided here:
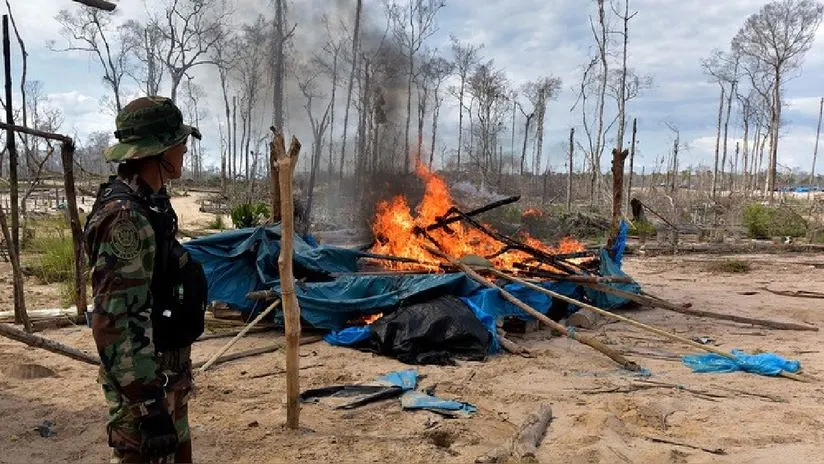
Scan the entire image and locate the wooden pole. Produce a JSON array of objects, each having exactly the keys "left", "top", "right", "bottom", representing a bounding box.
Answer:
[
  {"left": 491, "top": 269, "right": 809, "bottom": 382},
  {"left": 0, "top": 323, "right": 99, "bottom": 365},
  {"left": 3, "top": 15, "right": 22, "bottom": 326},
  {"left": 582, "top": 282, "right": 818, "bottom": 332},
  {"left": 273, "top": 130, "right": 302, "bottom": 429},
  {"left": 421, "top": 243, "right": 641, "bottom": 372},
  {"left": 60, "top": 141, "right": 87, "bottom": 316},
  {"left": 197, "top": 299, "right": 281, "bottom": 373}
]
